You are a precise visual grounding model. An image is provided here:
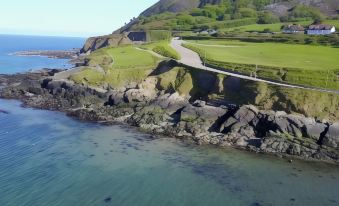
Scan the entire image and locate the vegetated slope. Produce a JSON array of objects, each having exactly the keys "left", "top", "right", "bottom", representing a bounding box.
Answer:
[
  {"left": 72, "top": 46, "right": 161, "bottom": 87},
  {"left": 141, "top": 0, "right": 201, "bottom": 16},
  {"left": 266, "top": 0, "right": 339, "bottom": 17},
  {"left": 117, "top": 0, "right": 338, "bottom": 33},
  {"left": 141, "top": 0, "right": 227, "bottom": 16},
  {"left": 82, "top": 0, "right": 338, "bottom": 53},
  {"left": 141, "top": 0, "right": 338, "bottom": 17}
]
